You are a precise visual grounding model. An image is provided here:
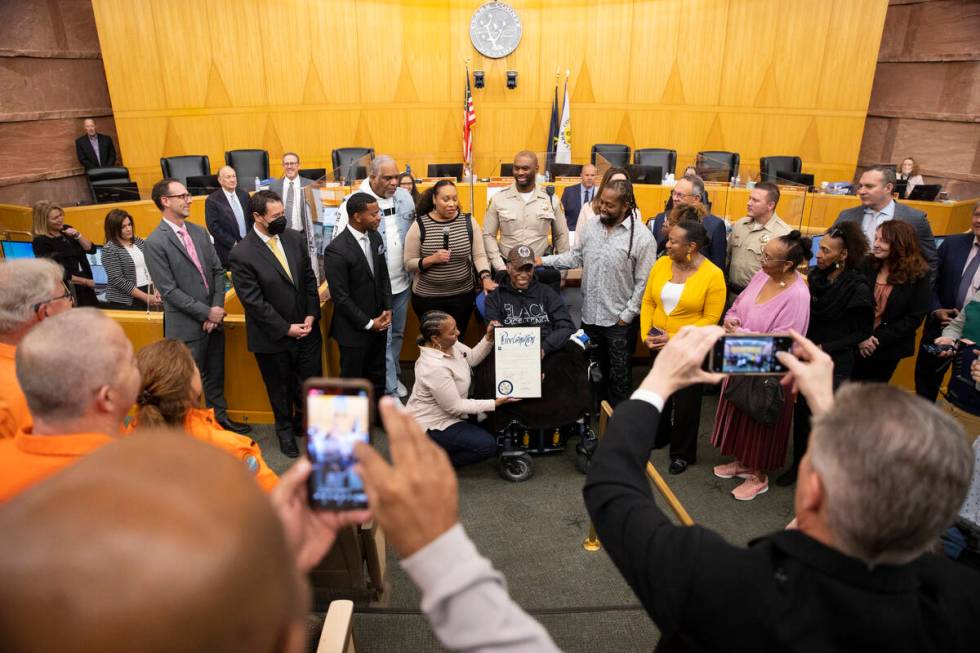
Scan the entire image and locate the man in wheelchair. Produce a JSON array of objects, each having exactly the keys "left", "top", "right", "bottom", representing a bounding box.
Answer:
[{"left": 475, "top": 245, "right": 595, "bottom": 478}]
